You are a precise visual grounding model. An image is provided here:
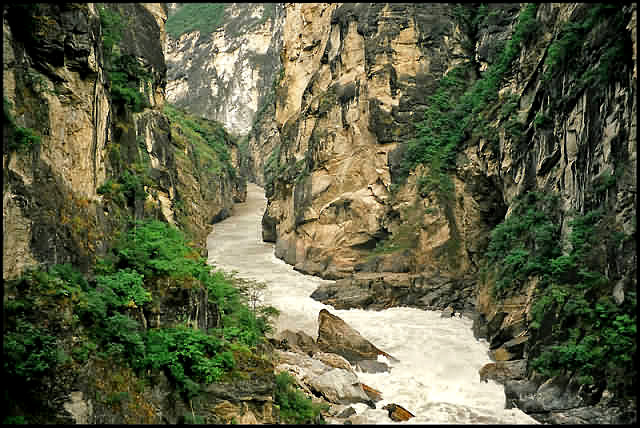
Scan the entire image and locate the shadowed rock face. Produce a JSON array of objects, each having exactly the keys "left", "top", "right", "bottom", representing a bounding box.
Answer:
[{"left": 316, "top": 309, "right": 396, "bottom": 364}]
